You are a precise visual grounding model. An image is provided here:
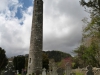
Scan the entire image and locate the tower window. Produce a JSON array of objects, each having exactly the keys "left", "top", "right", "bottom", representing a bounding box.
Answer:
[
  {"left": 37, "top": 1, "right": 39, "bottom": 4},
  {"left": 29, "top": 58, "right": 31, "bottom": 63}
]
